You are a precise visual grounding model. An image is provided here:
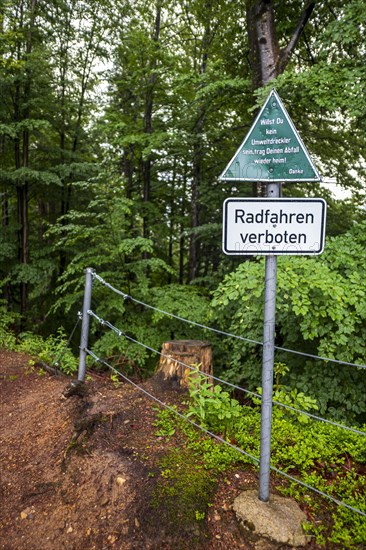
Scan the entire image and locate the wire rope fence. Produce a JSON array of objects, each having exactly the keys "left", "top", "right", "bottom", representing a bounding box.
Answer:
[
  {"left": 84, "top": 346, "right": 366, "bottom": 518},
  {"left": 90, "top": 270, "right": 366, "bottom": 435},
  {"left": 77, "top": 268, "right": 366, "bottom": 519},
  {"left": 87, "top": 308, "right": 366, "bottom": 438},
  {"left": 92, "top": 271, "right": 366, "bottom": 371}
]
